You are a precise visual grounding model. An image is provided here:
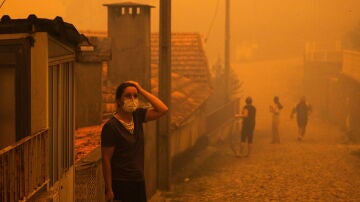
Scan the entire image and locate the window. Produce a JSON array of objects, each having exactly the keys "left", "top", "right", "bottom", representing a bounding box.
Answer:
[
  {"left": 136, "top": 7, "right": 141, "bottom": 15},
  {"left": 49, "top": 61, "right": 74, "bottom": 183},
  {"left": 0, "top": 39, "right": 31, "bottom": 150}
]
